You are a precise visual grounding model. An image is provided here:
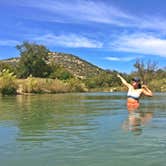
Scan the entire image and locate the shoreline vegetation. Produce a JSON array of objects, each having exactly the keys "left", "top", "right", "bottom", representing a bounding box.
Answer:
[
  {"left": 0, "top": 42, "right": 166, "bottom": 95},
  {"left": 0, "top": 70, "right": 123, "bottom": 95}
]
